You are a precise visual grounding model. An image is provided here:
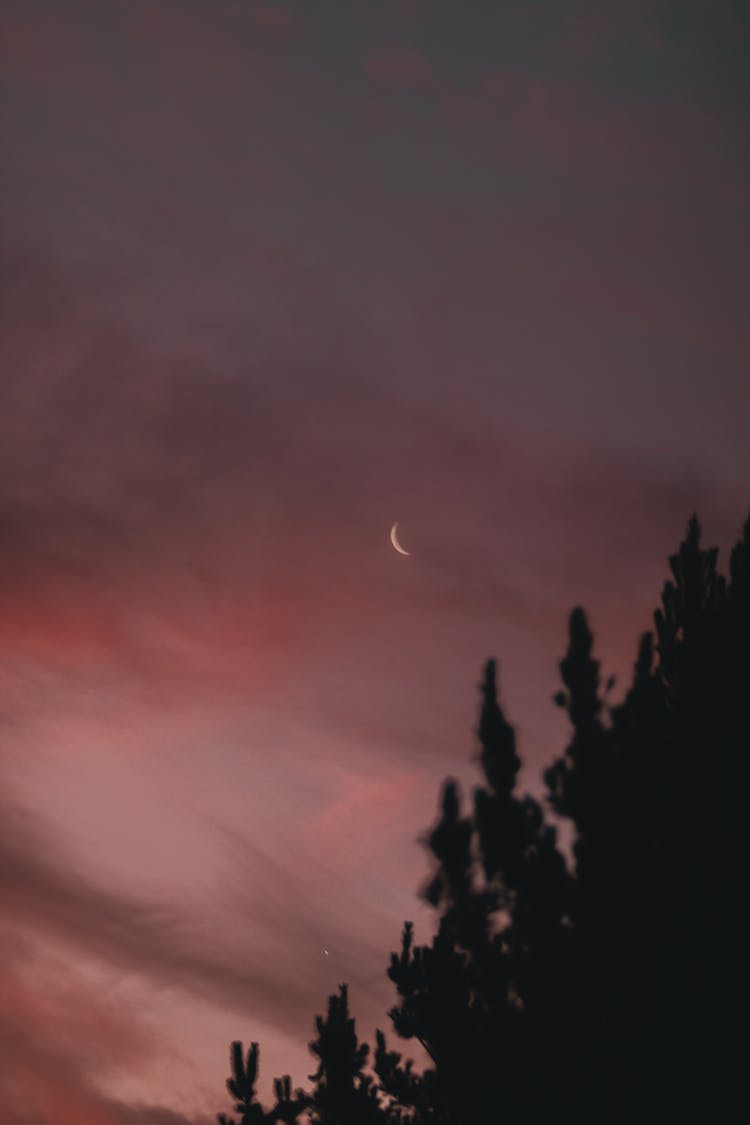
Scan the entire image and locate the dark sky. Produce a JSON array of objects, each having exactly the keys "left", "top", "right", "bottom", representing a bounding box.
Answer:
[{"left": 1, "top": 2, "right": 748, "bottom": 1121}]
